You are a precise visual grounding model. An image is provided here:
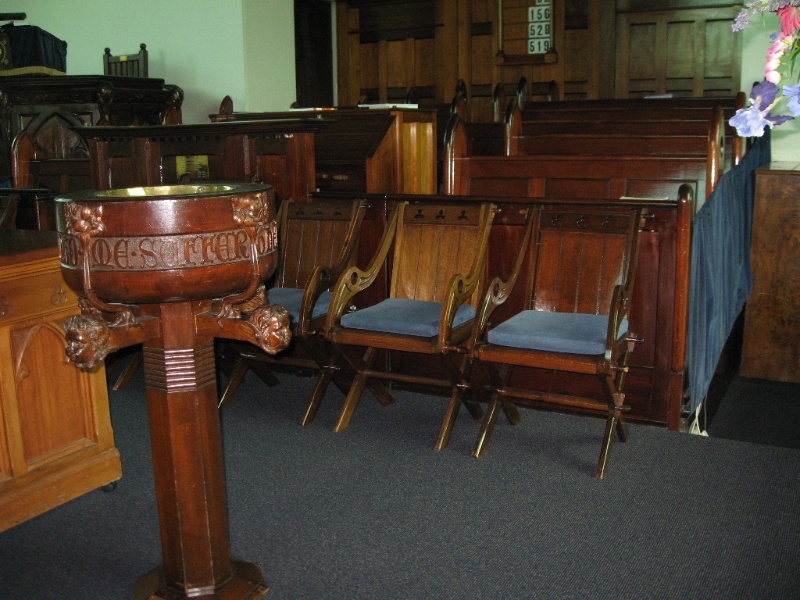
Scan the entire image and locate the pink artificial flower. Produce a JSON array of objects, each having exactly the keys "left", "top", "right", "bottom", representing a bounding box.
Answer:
[
  {"left": 777, "top": 5, "right": 800, "bottom": 37},
  {"left": 764, "top": 33, "right": 794, "bottom": 84}
]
